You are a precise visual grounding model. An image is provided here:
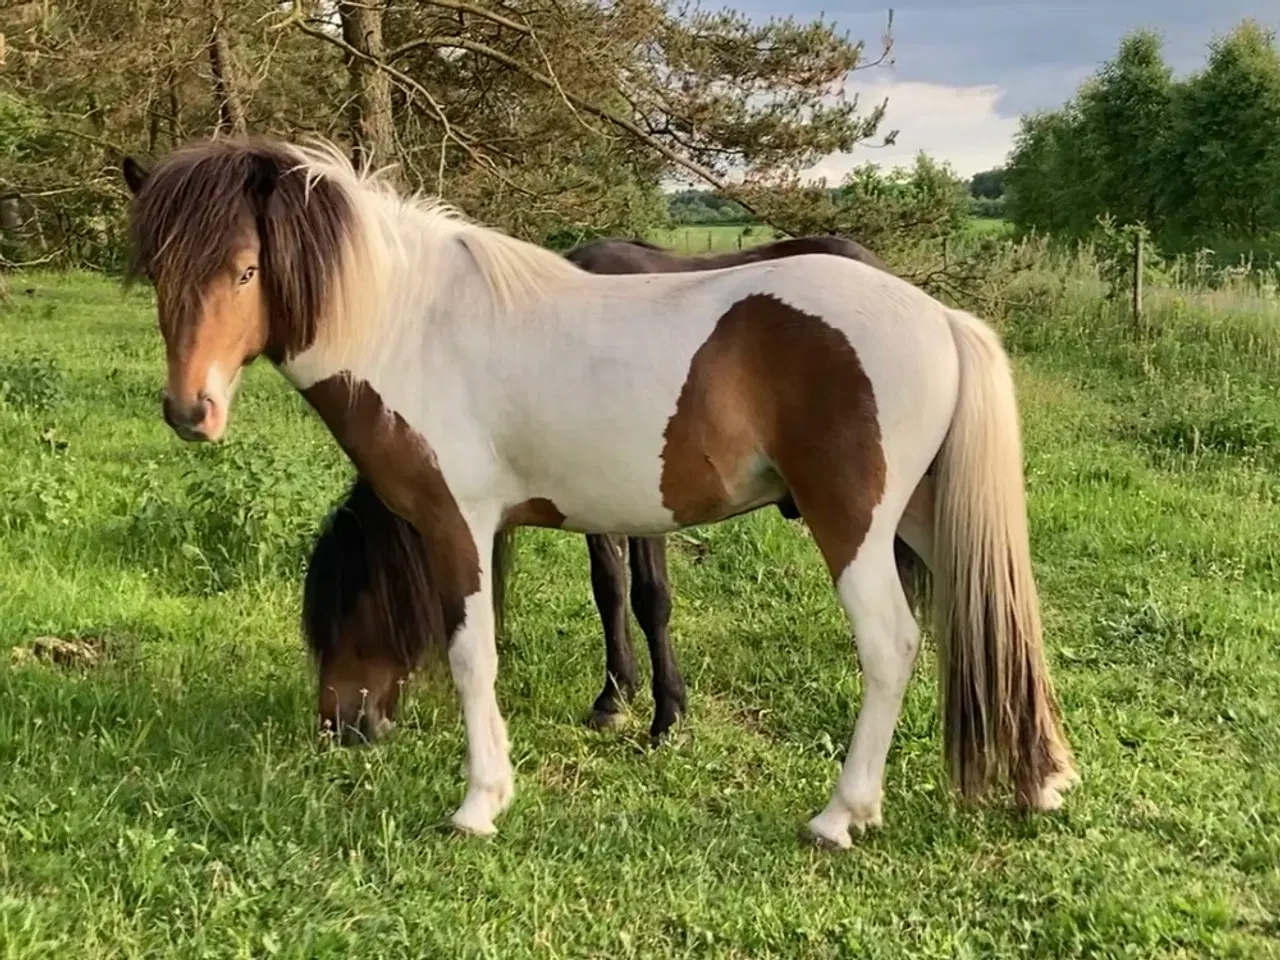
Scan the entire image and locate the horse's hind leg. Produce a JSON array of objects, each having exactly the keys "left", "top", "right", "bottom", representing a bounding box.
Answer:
[
  {"left": 805, "top": 518, "right": 921, "bottom": 850},
  {"left": 586, "top": 533, "right": 638, "bottom": 729},
  {"left": 627, "top": 536, "right": 686, "bottom": 743}
]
